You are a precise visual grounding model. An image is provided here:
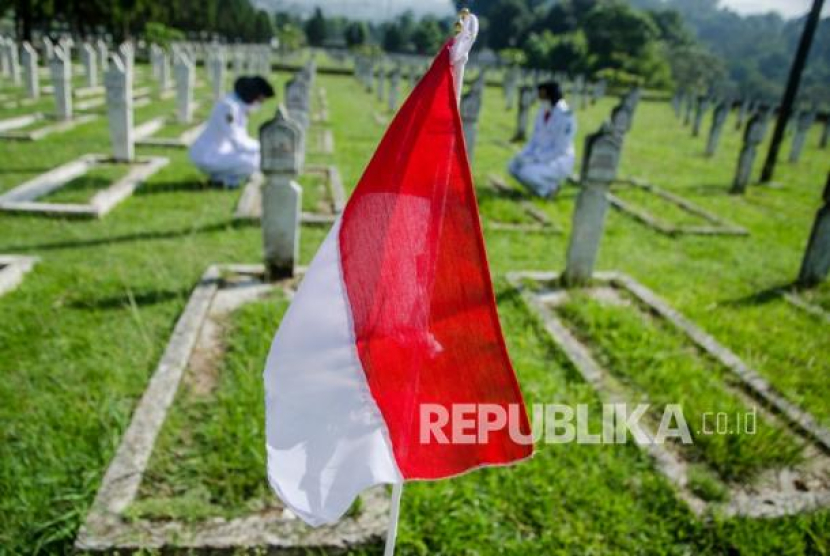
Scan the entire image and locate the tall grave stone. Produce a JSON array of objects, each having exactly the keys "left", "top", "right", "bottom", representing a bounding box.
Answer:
[
  {"left": 706, "top": 101, "right": 729, "bottom": 157},
  {"left": 798, "top": 173, "right": 830, "bottom": 286},
  {"left": 285, "top": 75, "right": 310, "bottom": 131},
  {"left": 209, "top": 49, "right": 226, "bottom": 102},
  {"left": 50, "top": 46, "right": 72, "bottom": 121},
  {"left": 96, "top": 39, "right": 108, "bottom": 72},
  {"left": 460, "top": 87, "right": 483, "bottom": 163},
  {"left": 692, "top": 95, "right": 710, "bottom": 137},
  {"left": 21, "top": 42, "right": 38, "bottom": 99},
  {"left": 105, "top": 54, "right": 133, "bottom": 161},
  {"left": 259, "top": 107, "right": 303, "bottom": 279},
  {"left": 174, "top": 53, "right": 194, "bottom": 123},
  {"left": 7, "top": 39, "right": 21, "bottom": 86},
  {"left": 789, "top": 110, "right": 815, "bottom": 163},
  {"left": 388, "top": 66, "right": 400, "bottom": 112},
  {"left": 513, "top": 85, "right": 535, "bottom": 142},
  {"left": 81, "top": 43, "right": 97, "bottom": 88},
  {"left": 731, "top": 112, "right": 768, "bottom": 194},
  {"left": 504, "top": 66, "right": 519, "bottom": 110},
  {"left": 563, "top": 123, "right": 622, "bottom": 286}
]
